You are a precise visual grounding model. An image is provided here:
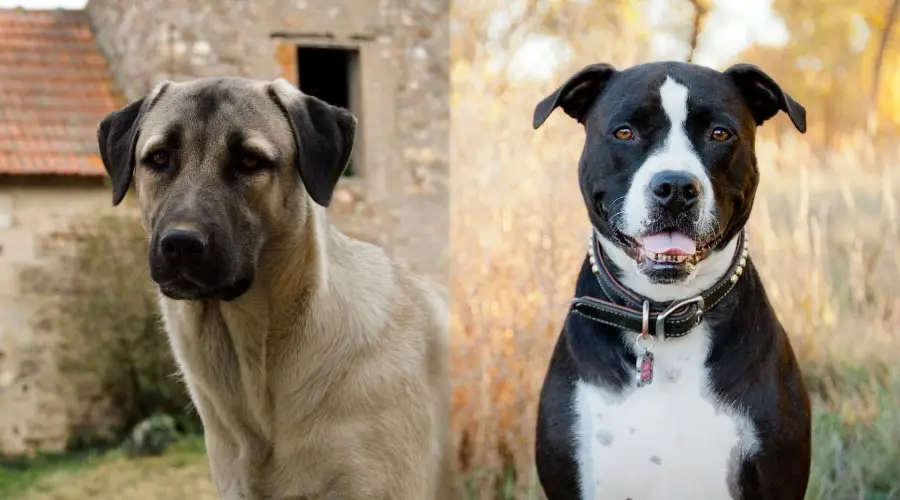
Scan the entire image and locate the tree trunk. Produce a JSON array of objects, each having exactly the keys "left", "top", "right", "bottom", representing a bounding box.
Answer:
[{"left": 686, "top": 0, "right": 708, "bottom": 63}]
